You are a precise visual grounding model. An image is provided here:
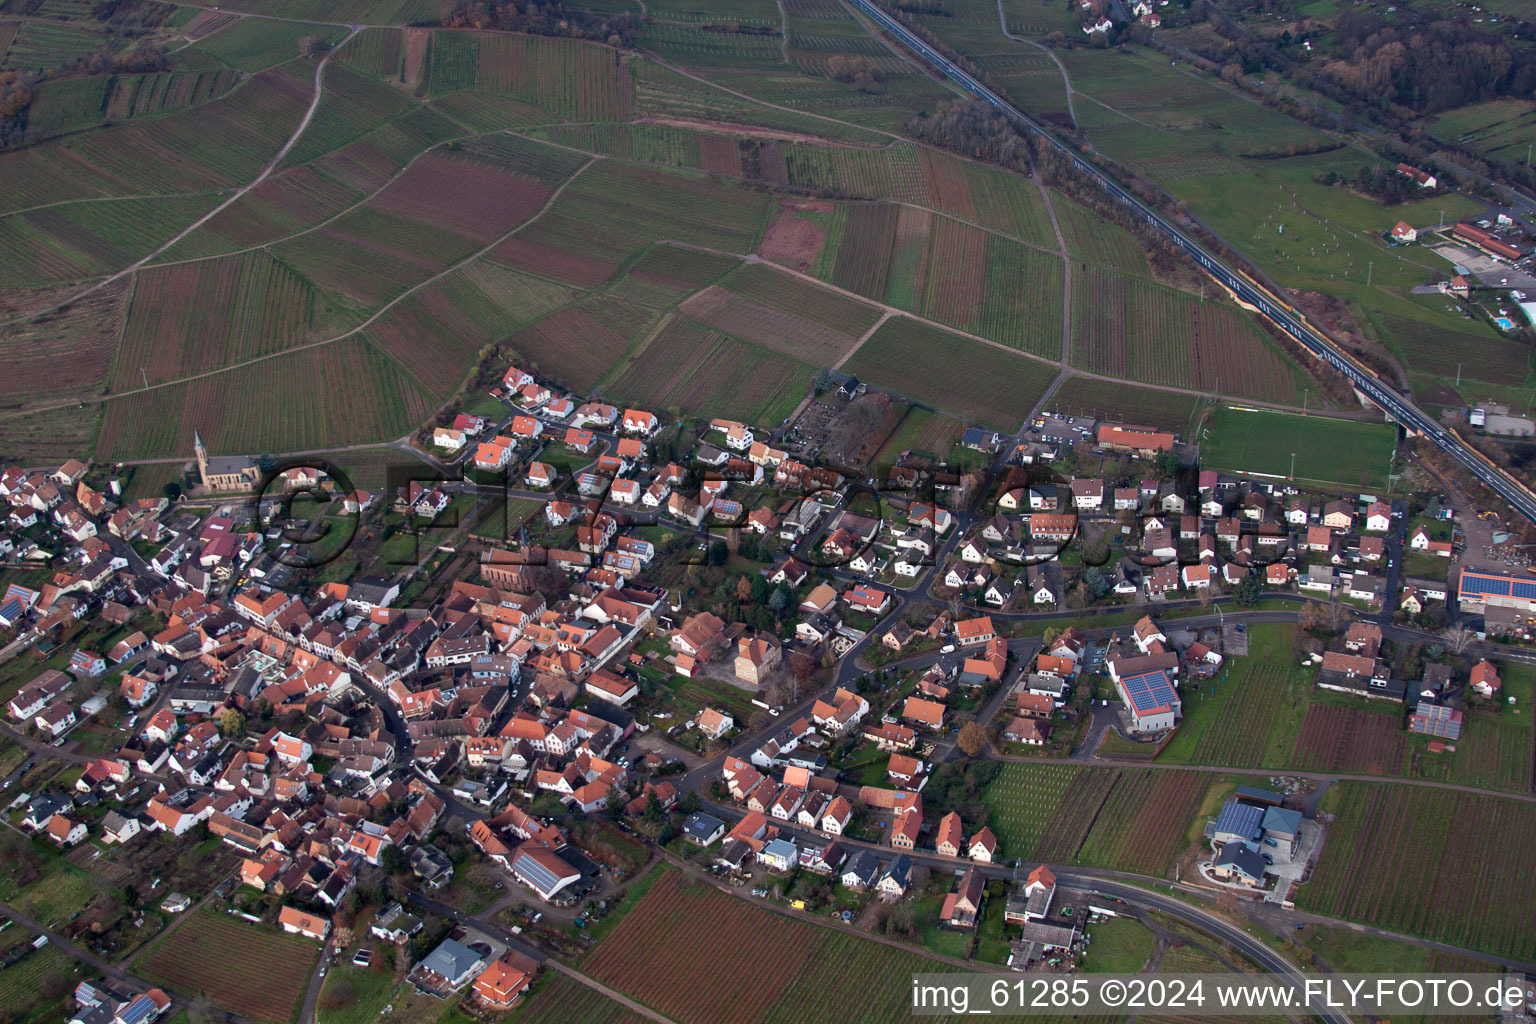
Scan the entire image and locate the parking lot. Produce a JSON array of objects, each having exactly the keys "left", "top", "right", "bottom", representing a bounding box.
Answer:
[{"left": 1028, "top": 414, "right": 1096, "bottom": 447}]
